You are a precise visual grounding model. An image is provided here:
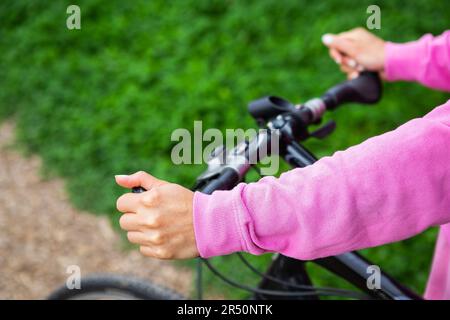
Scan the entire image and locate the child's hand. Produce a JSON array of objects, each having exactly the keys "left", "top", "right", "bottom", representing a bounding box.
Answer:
[
  {"left": 322, "top": 27, "right": 386, "bottom": 79},
  {"left": 115, "top": 171, "right": 199, "bottom": 259}
]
